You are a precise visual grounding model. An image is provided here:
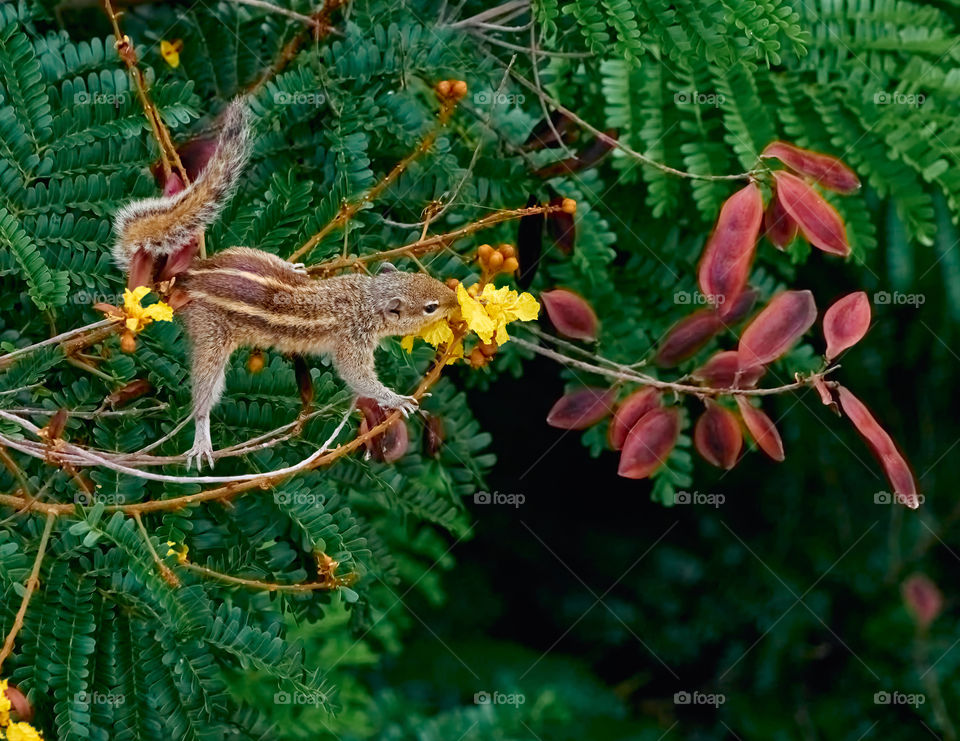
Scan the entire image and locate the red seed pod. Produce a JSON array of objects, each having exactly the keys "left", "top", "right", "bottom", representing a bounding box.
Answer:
[
  {"left": 735, "top": 396, "right": 785, "bottom": 462},
  {"left": 698, "top": 183, "right": 763, "bottom": 315},
  {"left": 694, "top": 401, "right": 742, "bottom": 469},
  {"left": 105, "top": 379, "right": 153, "bottom": 407},
  {"left": 738, "top": 290, "right": 817, "bottom": 370},
  {"left": 541, "top": 289, "right": 599, "bottom": 341},
  {"left": 721, "top": 287, "right": 760, "bottom": 325},
  {"left": 691, "top": 351, "right": 765, "bottom": 389},
  {"left": 902, "top": 574, "right": 943, "bottom": 630},
  {"left": 617, "top": 407, "right": 680, "bottom": 479},
  {"left": 836, "top": 385, "right": 919, "bottom": 509},
  {"left": 534, "top": 129, "right": 618, "bottom": 177},
  {"left": 3, "top": 682, "right": 33, "bottom": 722},
  {"left": 423, "top": 415, "right": 445, "bottom": 457},
  {"left": 608, "top": 387, "right": 661, "bottom": 450},
  {"left": 773, "top": 171, "right": 850, "bottom": 257},
  {"left": 357, "top": 398, "right": 409, "bottom": 463},
  {"left": 763, "top": 192, "right": 798, "bottom": 250},
  {"left": 823, "top": 291, "right": 871, "bottom": 361},
  {"left": 654, "top": 310, "right": 723, "bottom": 367},
  {"left": 812, "top": 376, "right": 839, "bottom": 414},
  {"left": 523, "top": 110, "right": 580, "bottom": 151},
  {"left": 546, "top": 387, "right": 616, "bottom": 430},
  {"left": 545, "top": 196, "right": 576, "bottom": 254},
  {"left": 761, "top": 141, "right": 861, "bottom": 194}
]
